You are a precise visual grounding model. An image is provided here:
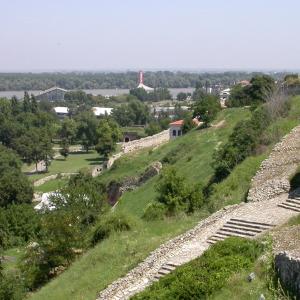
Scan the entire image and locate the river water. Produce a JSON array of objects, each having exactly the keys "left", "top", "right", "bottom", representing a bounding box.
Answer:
[{"left": 0, "top": 88, "right": 195, "bottom": 100}]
